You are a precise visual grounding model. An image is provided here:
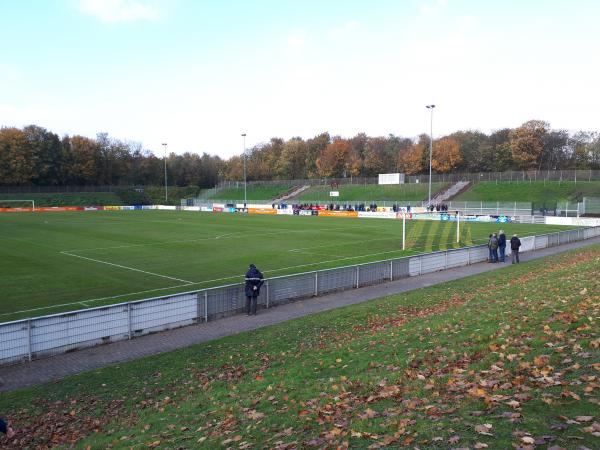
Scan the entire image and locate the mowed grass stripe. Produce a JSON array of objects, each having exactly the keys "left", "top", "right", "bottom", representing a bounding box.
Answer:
[{"left": 0, "top": 211, "right": 574, "bottom": 321}]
